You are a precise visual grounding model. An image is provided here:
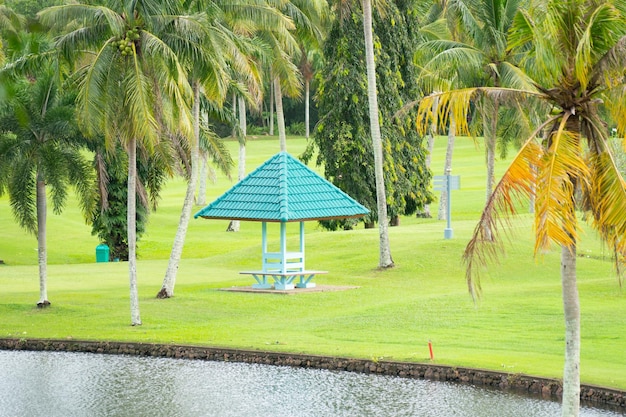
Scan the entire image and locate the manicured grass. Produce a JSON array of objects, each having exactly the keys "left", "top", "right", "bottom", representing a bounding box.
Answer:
[{"left": 1, "top": 136, "right": 625, "bottom": 390}]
